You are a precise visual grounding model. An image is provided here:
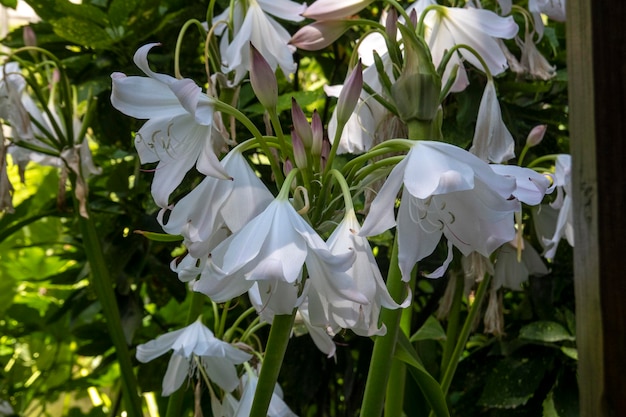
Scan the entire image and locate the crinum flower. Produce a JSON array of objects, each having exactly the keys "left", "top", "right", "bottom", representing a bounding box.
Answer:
[{"left": 111, "top": 43, "right": 229, "bottom": 207}]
